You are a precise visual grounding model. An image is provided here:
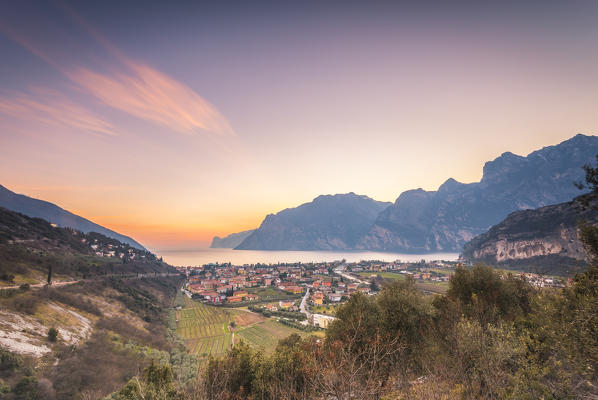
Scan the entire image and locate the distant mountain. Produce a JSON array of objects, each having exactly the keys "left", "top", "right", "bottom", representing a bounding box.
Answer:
[
  {"left": 0, "top": 184, "right": 146, "bottom": 250},
  {"left": 236, "top": 193, "right": 391, "bottom": 250},
  {"left": 357, "top": 134, "right": 598, "bottom": 253},
  {"left": 460, "top": 194, "right": 598, "bottom": 275},
  {"left": 210, "top": 229, "right": 255, "bottom": 248}
]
